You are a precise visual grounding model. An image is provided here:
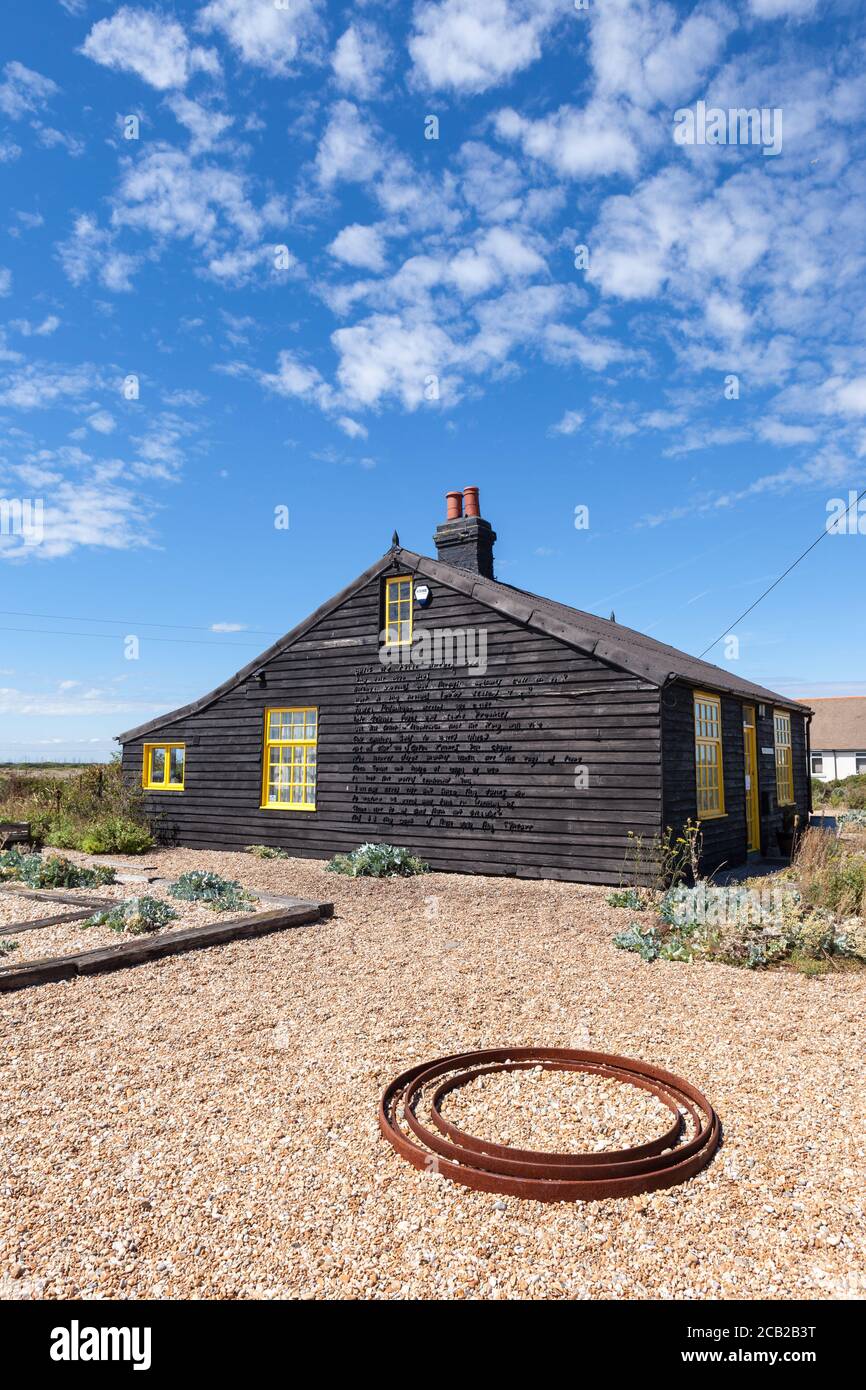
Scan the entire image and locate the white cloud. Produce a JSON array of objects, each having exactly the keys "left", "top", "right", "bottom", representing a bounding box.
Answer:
[
  {"left": 87, "top": 410, "right": 117, "bottom": 434},
  {"left": 758, "top": 419, "right": 816, "bottom": 445},
  {"left": 57, "top": 214, "right": 139, "bottom": 292},
  {"left": 332, "top": 23, "right": 390, "bottom": 99},
  {"left": 332, "top": 314, "right": 456, "bottom": 409},
  {"left": 0, "top": 481, "right": 150, "bottom": 562},
  {"left": 748, "top": 0, "right": 817, "bottom": 18},
  {"left": 165, "top": 94, "right": 233, "bottom": 153},
  {"left": 9, "top": 314, "right": 60, "bottom": 336},
  {"left": 0, "top": 139, "right": 22, "bottom": 163},
  {"left": 0, "top": 683, "right": 151, "bottom": 713},
  {"left": 409, "top": 0, "right": 561, "bottom": 94},
  {"left": 0, "top": 361, "right": 102, "bottom": 410},
  {"left": 328, "top": 223, "right": 387, "bottom": 272},
  {"left": 0, "top": 61, "right": 58, "bottom": 119},
  {"left": 210, "top": 621, "right": 246, "bottom": 632},
  {"left": 548, "top": 409, "right": 584, "bottom": 436},
  {"left": 196, "top": 0, "right": 325, "bottom": 77},
  {"left": 494, "top": 102, "right": 640, "bottom": 180},
  {"left": 104, "top": 146, "right": 287, "bottom": 284},
  {"left": 337, "top": 415, "right": 367, "bottom": 439},
  {"left": 315, "top": 100, "right": 383, "bottom": 186},
  {"left": 0, "top": 268, "right": 11, "bottom": 297},
  {"left": 81, "top": 7, "right": 220, "bottom": 90}
]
